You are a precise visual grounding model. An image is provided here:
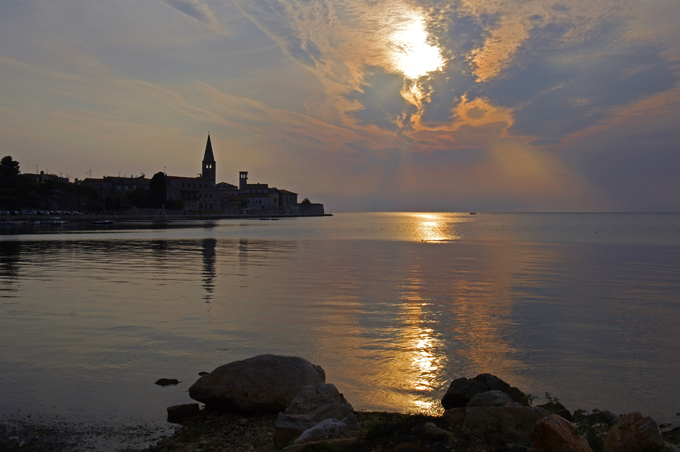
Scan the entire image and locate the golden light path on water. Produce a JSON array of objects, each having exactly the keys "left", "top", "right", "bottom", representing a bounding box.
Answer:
[{"left": 412, "top": 212, "right": 459, "bottom": 242}]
